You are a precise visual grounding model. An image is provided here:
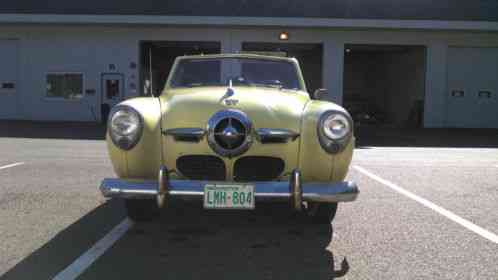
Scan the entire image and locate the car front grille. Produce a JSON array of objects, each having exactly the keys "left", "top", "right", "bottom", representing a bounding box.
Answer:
[
  {"left": 233, "top": 156, "right": 285, "bottom": 182},
  {"left": 176, "top": 155, "right": 226, "bottom": 181}
]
